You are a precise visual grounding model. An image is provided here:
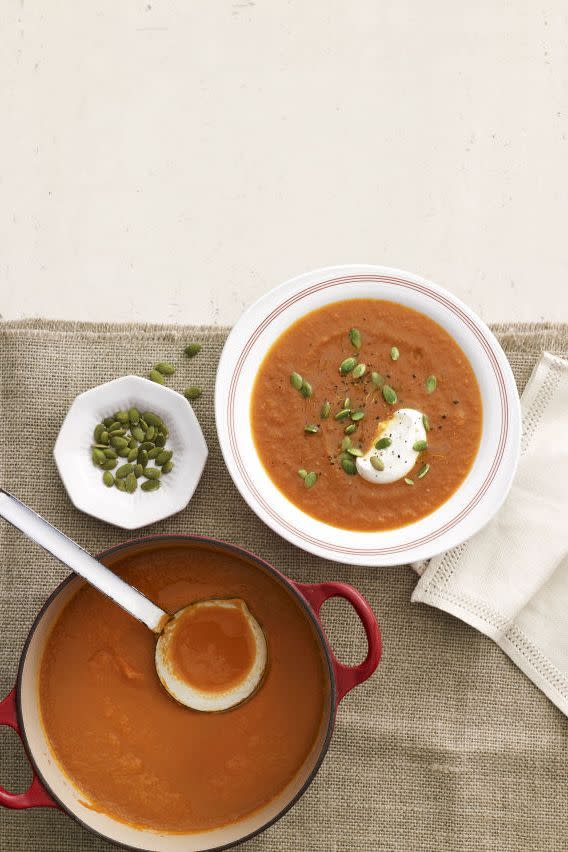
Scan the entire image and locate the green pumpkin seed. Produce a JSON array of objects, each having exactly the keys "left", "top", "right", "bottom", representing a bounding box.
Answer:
[
  {"left": 347, "top": 447, "right": 363, "bottom": 457},
  {"left": 92, "top": 443, "right": 109, "bottom": 450},
  {"left": 417, "top": 463, "right": 430, "bottom": 479},
  {"left": 320, "top": 400, "right": 331, "bottom": 419},
  {"left": 109, "top": 421, "right": 123, "bottom": 432},
  {"left": 304, "top": 471, "right": 317, "bottom": 488},
  {"left": 116, "top": 463, "right": 134, "bottom": 479},
  {"left": 370, "top": 455, "right": 384, "bottom": 471},
  {"left": 138, "top": 449, "right": 148, "bottom": 468},
  {"left": 139, "top": 441, "right": 154, "bottom": 452},
  {"left": 145, "top": 426, "right": 156, "bottom": 442},
  {"left": 94, "top": 423, "right": 104, "bottom": 442},
  {"left": 147, "top": 447, "right": 160, "bottom": 459},
  {"left": 103, "top": 416, "right": 114, "bottom": 428},
  {"left": 91, "top": 448, "right": 106, "bottom": 465},
  {"left": 99, "top": 430, "right": 109, "bottom": 444},
  {"left": 141, "top": 479, "right": 161, "bottom": 492},
  {"left": 339, "top": 356, "right": 357, "bottom": 375},
  {"left": 127, "top": 448, "right": 139, "bottom": 462},
  {"left": 139, "top": 419, "right": 149, "bottom": 432},
  {"left": 143, "top": 411, "right": 163, "bottom": 428},
  {"left": 184, "top": 343, "right": 202, "bottom": 358},
  {"left": 375, "top": 437, "right": 392, "bottom": 449},
  {"left": 290, "top": 372, "right": 303, "bottom": 390},
  {"left": 156, "top": 450, "right": 173, "bottom": 465},
  {"left": 425, "top": 375, "right": 437, "bottom": 394},
  {"left": 158, "top": 423, "right": 168, "bottom": 438},
  {"left": 344, "top": 423, "right": 357, "bottom": 435},
  {"left": 422, "top": 414, "right": 431, "bottom": 432},
  {"left": 148, "top": 369, "right": 165, "bottom": 384},
  {"left": 352, "top": 363, "right": 366, "bottom": 379},
  {"left": 109, "top": 429, "right": 126, "bottom": 437},
  {"left": 103, "top": 448, "right": 117, "bottom": 459},
  {"left": 351, "top": 410, "right": 365, "bottom": 421},
  {"left": 304, "top": 424, "right": 319, "bottom": 434},
  {"left": 143, "top": 467, "right": 161, "bottom": 479},
  {"left": 155, "top": 362, "right": 175, "bottom": 376},
  {"left": 341, "top": 436, "right": 352, "bottom": 450},
  {"left": 128, "top": 438, "right": 138, "bottom": 450},
  {"left": 115, "top": 411, "right": 129, "bottom": 423},
  {"left": 298, "top": 469, "right": 308, "bottom": 479},
  {"left": 371, "top": 372, "right": 384, "bottom": 388},
  {"left": 341, "top": 457, "right": 358, "bottom": 475},
  {"left": 390, "top": 346, "right": 399, "bottom": 361},
  {"left": 404, "top": 477, "right": 414, "bottom": 485},
  {"left": 184, "top": 386, "right": 202, "bottom": 400},
  {"left": 413, "top": 440, "right": 428, "bottom": 452},
  {"left": 115, "top": 477, "right": 127, "bottom": 492},
  {"left": 131, "top": 426, "right": 145, "bottom": 442},
  {"left": 117, "top": 447, "right": 131, "bottom": 458},
  {"left": 343, "top": 397, "right": 351, "bottom": 409},
  {"left": 101, "top": 458, "right": 118, "bottom": 470},
  {"left": 349, "top": 328, "right": 362, "bottom": 350},
  {"left": 335, "top": 408, "right": 351, "bottom": 420},
  {"left": 382, "top": 385, "right": 397, "bottom": 405},
  {"left": 125, "top": 472, "right": 138, "bottom": 493},
  {"left": 162, "top": 461, "right": 174, "bottom": 474},
  {"left": 110, "top": 436, "right": 129, "bottom": 449},
  {"left": 102, "top": 471, "right": 114, "bottom": 487},
  {"left": 155, "top": 434, "right": 166, "bottom": 448},
  {"left": 134, "top": 464, "right": 144, "bottom": 478},
  {"left": 300, "top": 380, "right": 312, "bottom": 399},
  {"left": 128, "top": 407, "right": 140, "bottom": 425}
]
